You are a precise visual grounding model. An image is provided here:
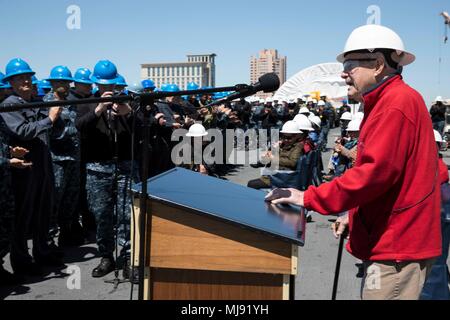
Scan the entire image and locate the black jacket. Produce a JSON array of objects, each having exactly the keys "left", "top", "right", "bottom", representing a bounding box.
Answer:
[{"left": 75, "top": 92, "right": 137, "bottom": 162}]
